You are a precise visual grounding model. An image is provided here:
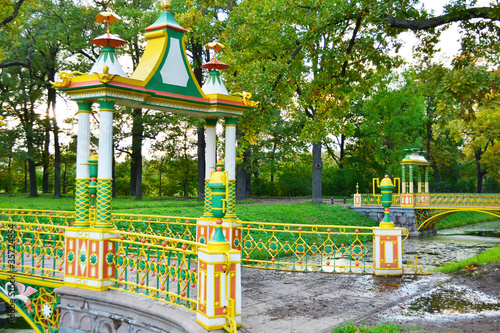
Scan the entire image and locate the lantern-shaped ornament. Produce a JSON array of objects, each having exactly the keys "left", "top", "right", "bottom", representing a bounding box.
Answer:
[
  {"left": 379, "top": 175, "right": 394, "bottom": 228},
  {"left": 206, "top": 159, "right": 228, "bottom": 218}
]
